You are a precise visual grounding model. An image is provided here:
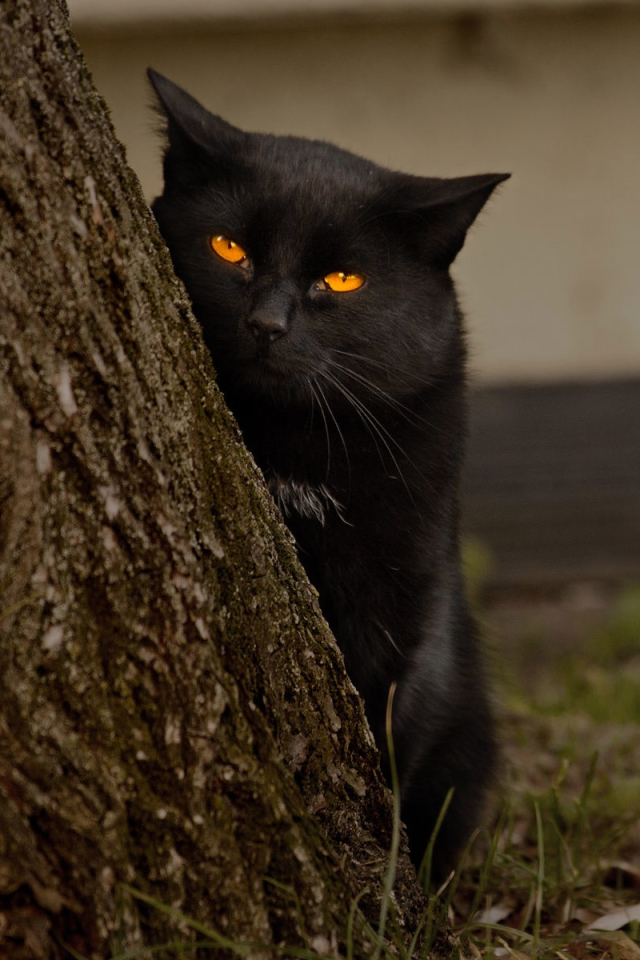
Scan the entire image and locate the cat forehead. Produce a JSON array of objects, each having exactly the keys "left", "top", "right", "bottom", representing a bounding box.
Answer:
[
  {"left": 251, "top": 133, "right": 378, "bottom": 175},
  {"left": 206, "top": 136, "right": 387, "bottom": 239},
  {"left": 236, "top": 132, "right": 385, "bottom": 202}
]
